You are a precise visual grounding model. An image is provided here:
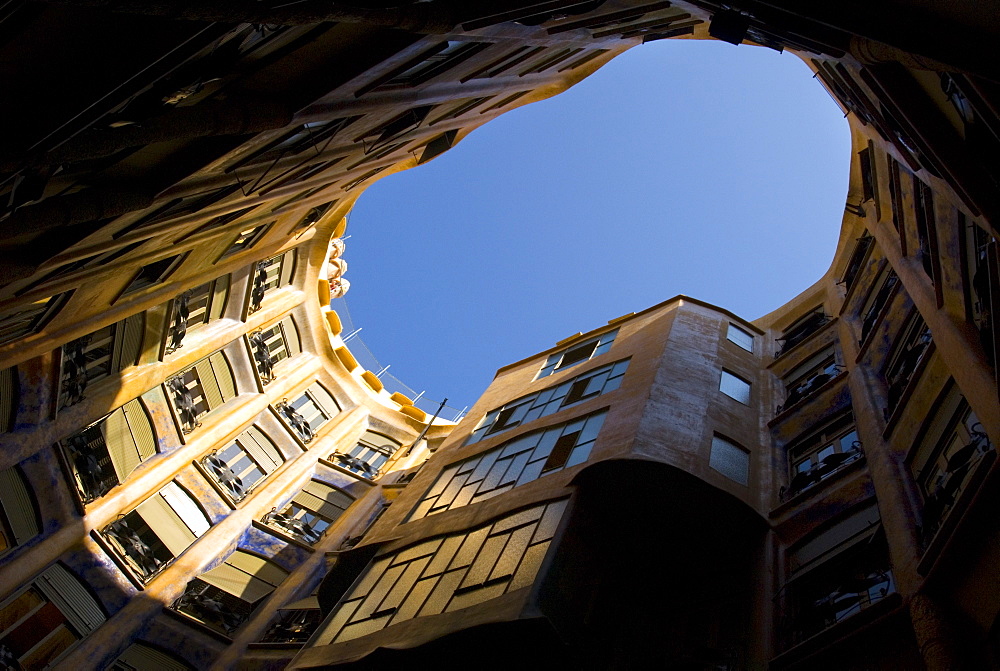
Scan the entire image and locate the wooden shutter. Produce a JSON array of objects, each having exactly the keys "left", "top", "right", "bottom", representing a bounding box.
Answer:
[
  {"left": 200, "top": 552, "right": 287, "bottom": 603},
  {"left": 242, "top": 427, "right": 283, "bottom": 472},
  {"left": 0, "top": 366, "right": 17, "bottom": 433},
  {"left": 194, "top": 359, "right": 224, "bottom": 410},
  {"left": 209, "top": 275, "right": 230, "bottom": 321},
  {"left": 282, "top": 317, "right": 301, "bottom": 357},
  {"left": 294, "top": 481, "right": 353, "bottom": 521},
  {"left": 279, "top": 250, "right": 296, "bottom": 286},
  {"left": 113, "top": 313, "right": 145, "bottom": 372},
  {"left": 103, "top": 406, "right": 141, "bottom": 481},
  {"left": 0, "top": 466, "right": 39, "bottom": 544},
  {"left": 35, "top": 564, "right": 106, "bottom": 634},
  {"left": 135, "top": 492, "right": 196, "bottom": 557},
  {"left": 115, "top": 643, "right": 192, "bottom": 671},
  {"left": 309, "top": 383, "right": 339, "bottom": 417},
  {"left": 123, "top": 399, "right": 157, "bottom": 462},
  {"left": 159, "top": 482, "right": 210, "bottom": 536},
  {"left": 209, "top": 352, "right": 236, "bottom": 401}
]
